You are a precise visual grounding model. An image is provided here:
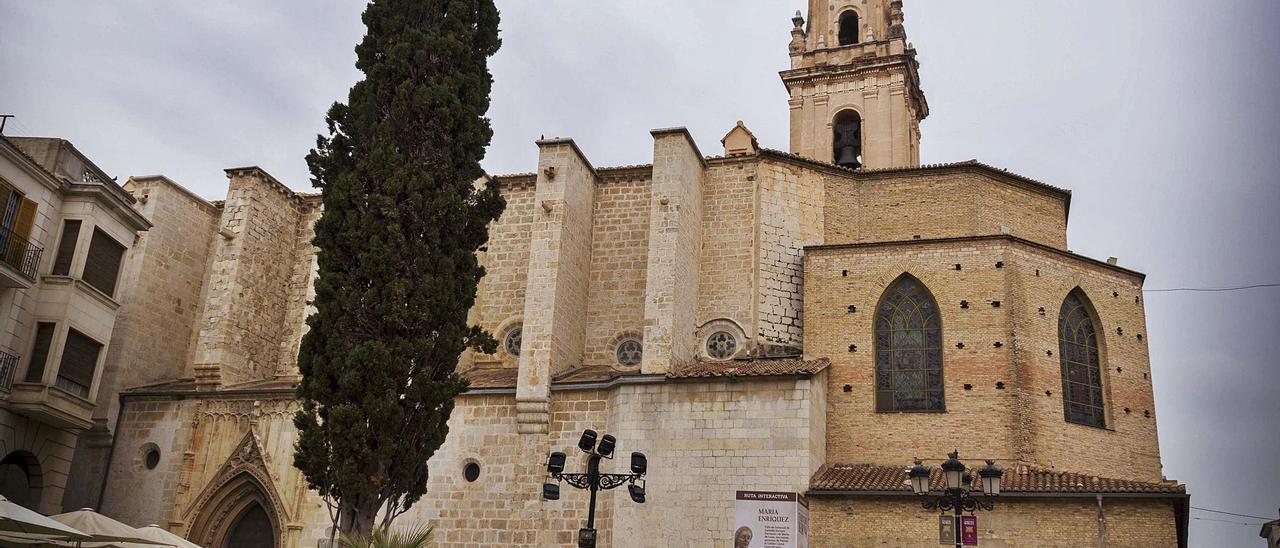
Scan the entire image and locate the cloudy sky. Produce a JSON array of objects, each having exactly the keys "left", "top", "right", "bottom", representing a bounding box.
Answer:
[{"left": 3, "top": 0, "right": 1278, "bottom": 543}]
